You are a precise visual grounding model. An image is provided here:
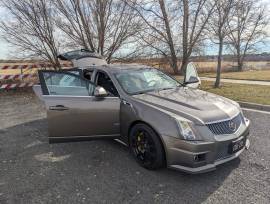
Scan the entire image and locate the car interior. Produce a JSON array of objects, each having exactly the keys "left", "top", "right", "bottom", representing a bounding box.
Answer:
[
  {"left": 95, "top": 72, "right": 119, "bottom": 97},
  {"left": 83, "top": 70, "right": 93, "bottom": 80}
]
